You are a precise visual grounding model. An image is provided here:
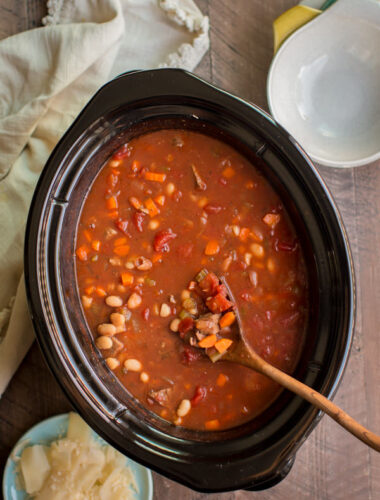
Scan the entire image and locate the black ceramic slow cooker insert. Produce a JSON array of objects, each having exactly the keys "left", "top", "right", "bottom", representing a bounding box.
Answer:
[{"left": 24, "top": 69, "right": 354, "bottom": 492}]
